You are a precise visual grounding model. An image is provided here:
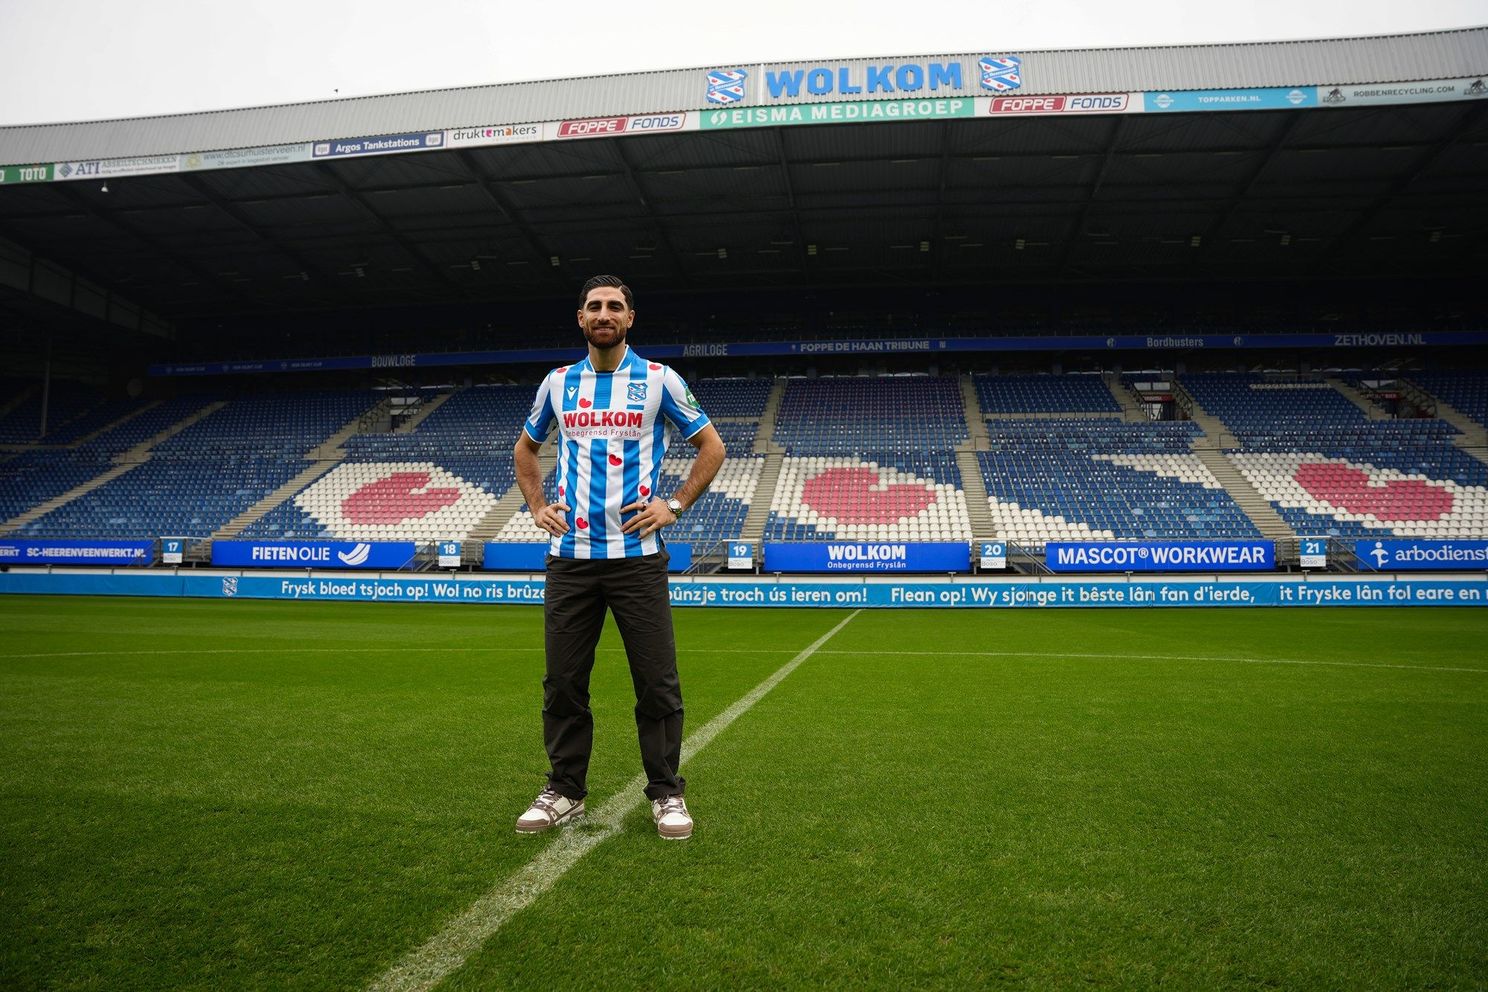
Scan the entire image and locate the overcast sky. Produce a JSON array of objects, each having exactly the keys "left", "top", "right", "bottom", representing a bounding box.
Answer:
[{"left": 0, "top": 0, "right": 1483, "bottom": 128}]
